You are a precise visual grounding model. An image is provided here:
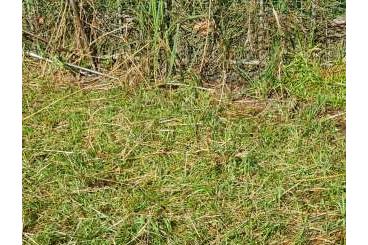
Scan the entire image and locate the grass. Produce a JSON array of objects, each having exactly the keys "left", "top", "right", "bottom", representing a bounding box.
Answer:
[
  {"left": 23, "top": 56, "right": 345, "bottom": 244},
  {"left": 23, "top": 0, "right": 345, "bottom": 83}
]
